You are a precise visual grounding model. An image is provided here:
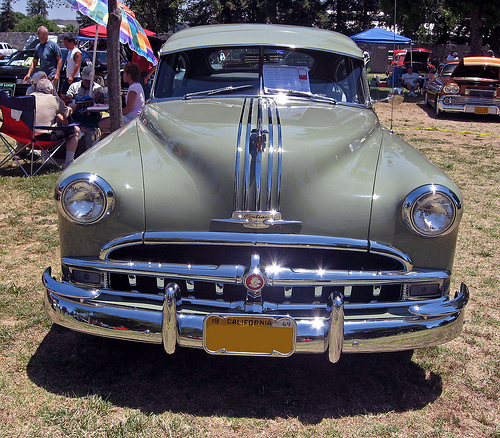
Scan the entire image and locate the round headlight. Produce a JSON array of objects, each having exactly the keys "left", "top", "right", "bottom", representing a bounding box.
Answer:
[
  {"left": 403, "top": 185, "right": 462, "bottom": 237},
  {"left": 57, "top": 173, "right": 114, "bottom": 225},
  {"left": 443, "top": 84, "right": 459, "bottom": 94}
]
